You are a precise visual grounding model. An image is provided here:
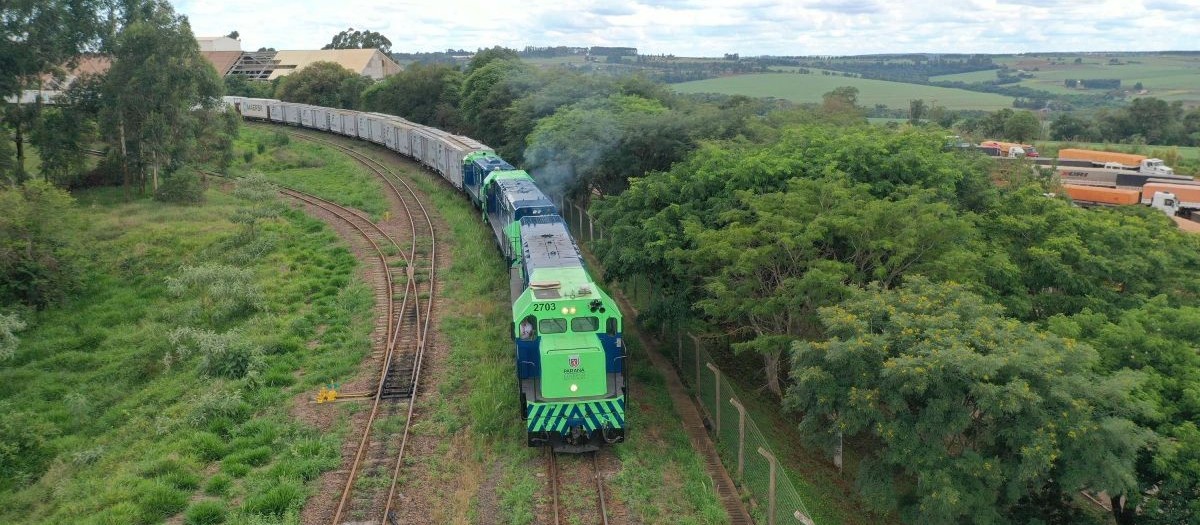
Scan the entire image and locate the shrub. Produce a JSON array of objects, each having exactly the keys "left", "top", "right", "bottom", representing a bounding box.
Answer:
[
  {"left": 184, "top": 500, "right": 227, "bottom": 525},
  {"left": 165, "top": 265, "right": 265, "bottom": 325},
  {"left": 0, "top": 313, "right": 24, "bottom": 361},
  {"left": 187, "top": 389, "right": 252, "bottom": 429},
  {"left": 154, "top": 167, "right": 206, "bottom": 204},
  {"left": 167, "top": 327, "right": 264, "bottom": 379}
]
